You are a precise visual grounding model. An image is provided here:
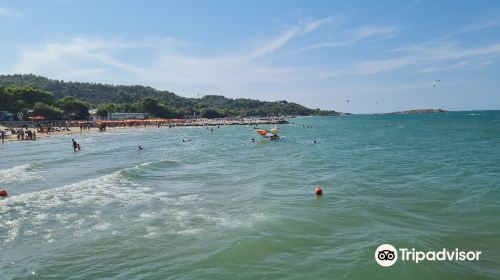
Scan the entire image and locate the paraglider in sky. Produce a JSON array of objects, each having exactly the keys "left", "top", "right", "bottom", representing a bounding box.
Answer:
[{"left": 433, "top": 80, "right": 441, "bottom": 87}]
